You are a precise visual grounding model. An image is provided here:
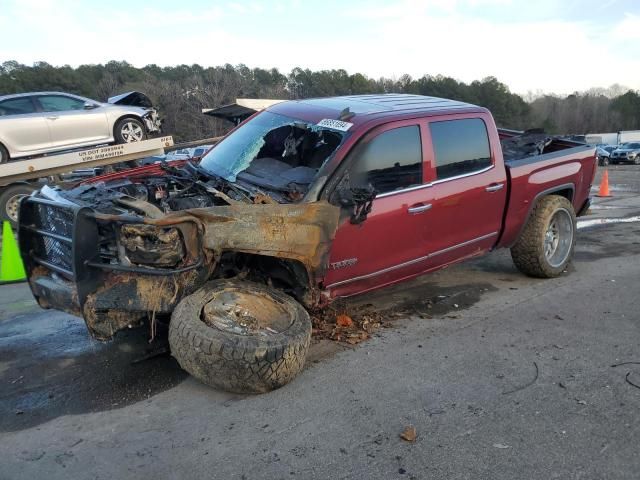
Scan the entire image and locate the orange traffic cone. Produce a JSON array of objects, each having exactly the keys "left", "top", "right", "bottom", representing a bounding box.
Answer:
[{"left": 597, "top": 170, "right": 611, "bottom": 197}]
